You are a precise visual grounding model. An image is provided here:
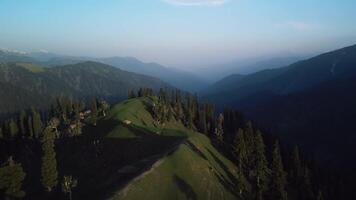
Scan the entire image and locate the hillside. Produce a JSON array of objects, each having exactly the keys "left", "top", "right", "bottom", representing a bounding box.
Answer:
[
  {"left": 100, "top": 97, "right": 240, "bottom": 200},
  {"left": 203, "top": 44, "right": 356, "bottom": 107},
  {"left": 202, "top": 44, "right": 356, "bottom": 169},
  {"left": 0, "top": 61, "right": 168, "bottom": 116}
]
